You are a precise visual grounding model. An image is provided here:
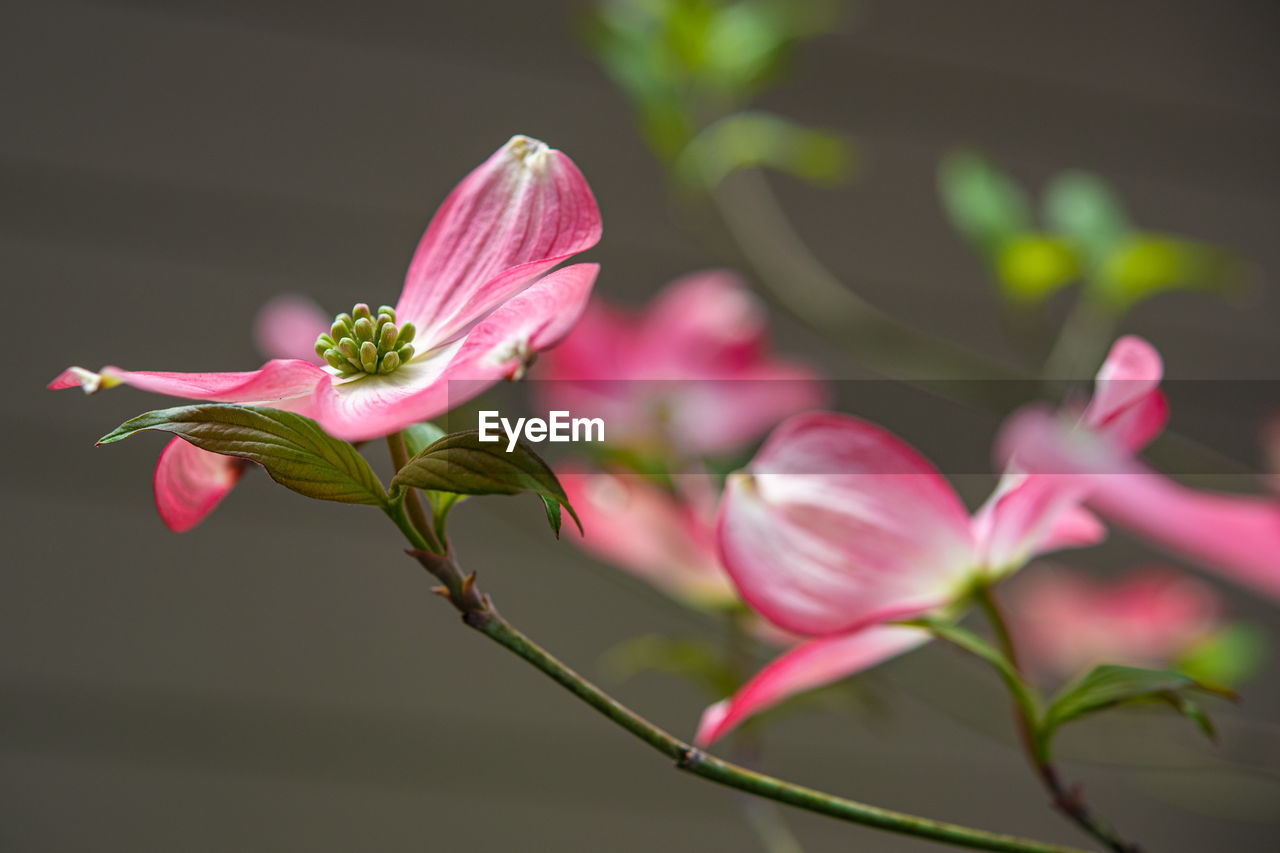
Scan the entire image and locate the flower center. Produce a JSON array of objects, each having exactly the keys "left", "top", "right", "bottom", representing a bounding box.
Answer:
[{"left": 314, "top": 303, "right": 416, "bottom": 377}]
